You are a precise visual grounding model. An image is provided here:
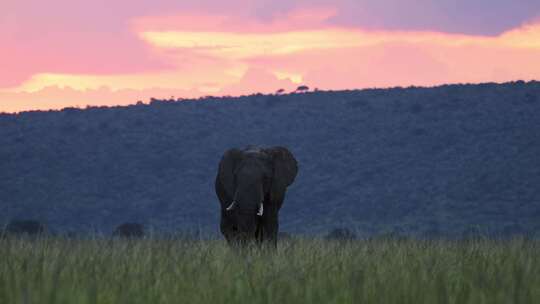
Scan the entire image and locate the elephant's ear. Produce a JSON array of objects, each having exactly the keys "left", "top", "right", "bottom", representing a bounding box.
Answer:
[
  {"left": 218, "top": 148, "right": 243, "bottom": 199},
  {"left": 266, "top": 146, "right": 298, "bottom": 188}
]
